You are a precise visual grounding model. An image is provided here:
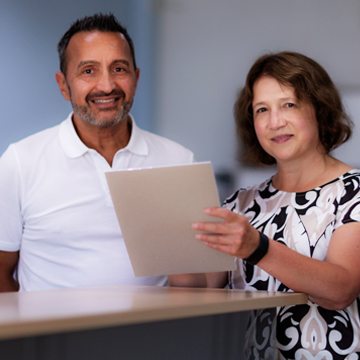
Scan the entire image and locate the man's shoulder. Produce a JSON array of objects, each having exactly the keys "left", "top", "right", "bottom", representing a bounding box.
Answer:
[
  {"left": 0, "top": 122, "right": 63, "bottom": 175},
  {"left": 4, "top": 123, "right": 62, "bottom": 163},
  {"left": 13, "top": 123, "right": 60, "bottom": 147},
  {"left": 11, "top": 123, "right": 61, "bottom": 151}
]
